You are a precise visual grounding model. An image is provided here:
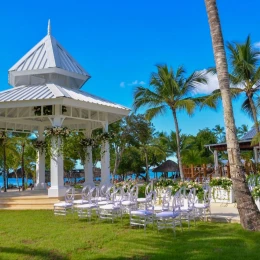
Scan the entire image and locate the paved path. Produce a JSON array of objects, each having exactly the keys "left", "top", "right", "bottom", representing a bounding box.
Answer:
[{"left": 210, "top": 202, "right": 240, "bottom": 223}]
